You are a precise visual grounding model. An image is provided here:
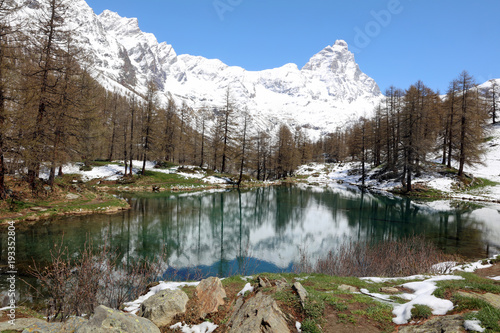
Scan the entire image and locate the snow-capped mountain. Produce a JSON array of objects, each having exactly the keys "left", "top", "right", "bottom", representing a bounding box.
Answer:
[{"left": 14, "top": 0, "right": 384, "bottom": 135}]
